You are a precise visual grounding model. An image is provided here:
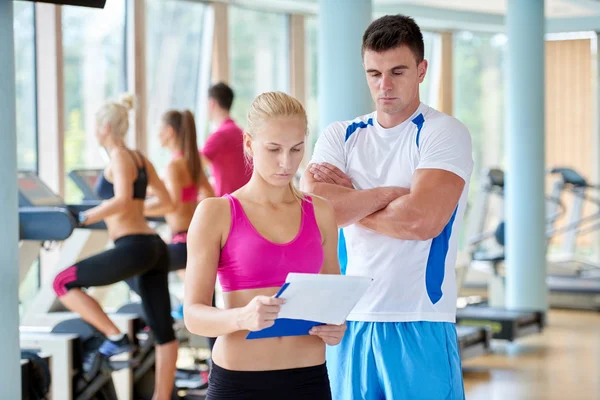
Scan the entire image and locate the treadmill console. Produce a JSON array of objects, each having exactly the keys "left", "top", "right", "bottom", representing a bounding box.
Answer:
[
  {"left": 68, "top": 169, "right": 103, "bottom": 201},
  {"left": 487, "top": 168, "right": 505, "bottom": 188},
  {"left": 18, "top": 171, "right": 65, "bottom": 207},
  {"left": 550, "top": 167, "right": 588, "bottom": 187},
  {"left": 17, "top": 171, "right": 76, "bottom": 241}
]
